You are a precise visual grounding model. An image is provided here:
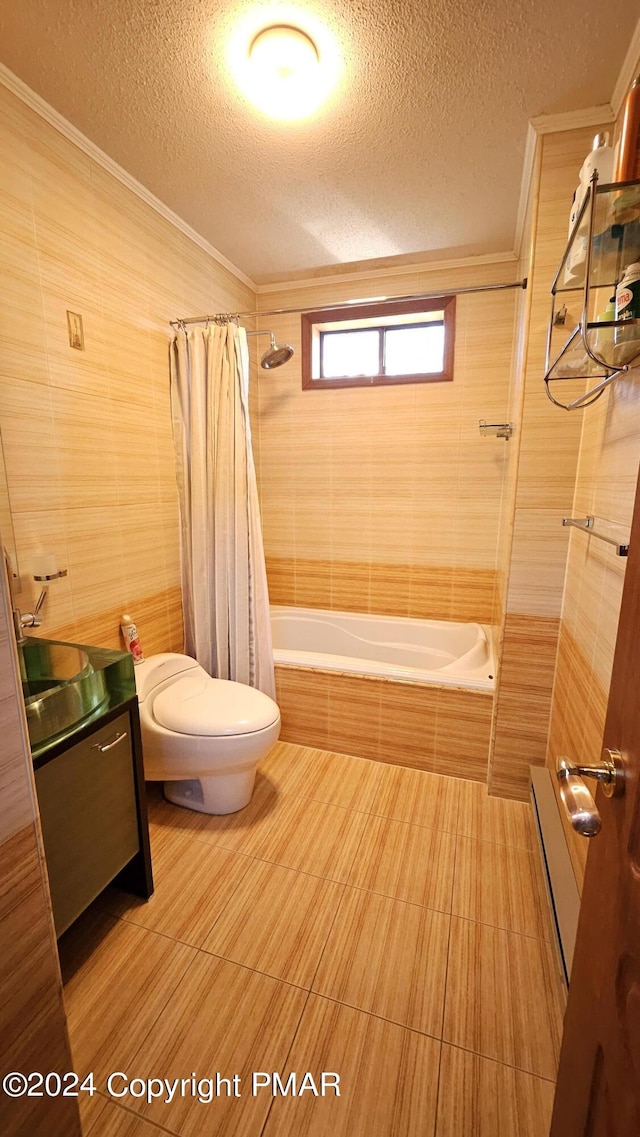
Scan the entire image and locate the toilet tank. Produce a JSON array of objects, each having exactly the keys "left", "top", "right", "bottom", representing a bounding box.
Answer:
[{"left": 134, "top": 653, "right": 201, "bottom": 703}]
